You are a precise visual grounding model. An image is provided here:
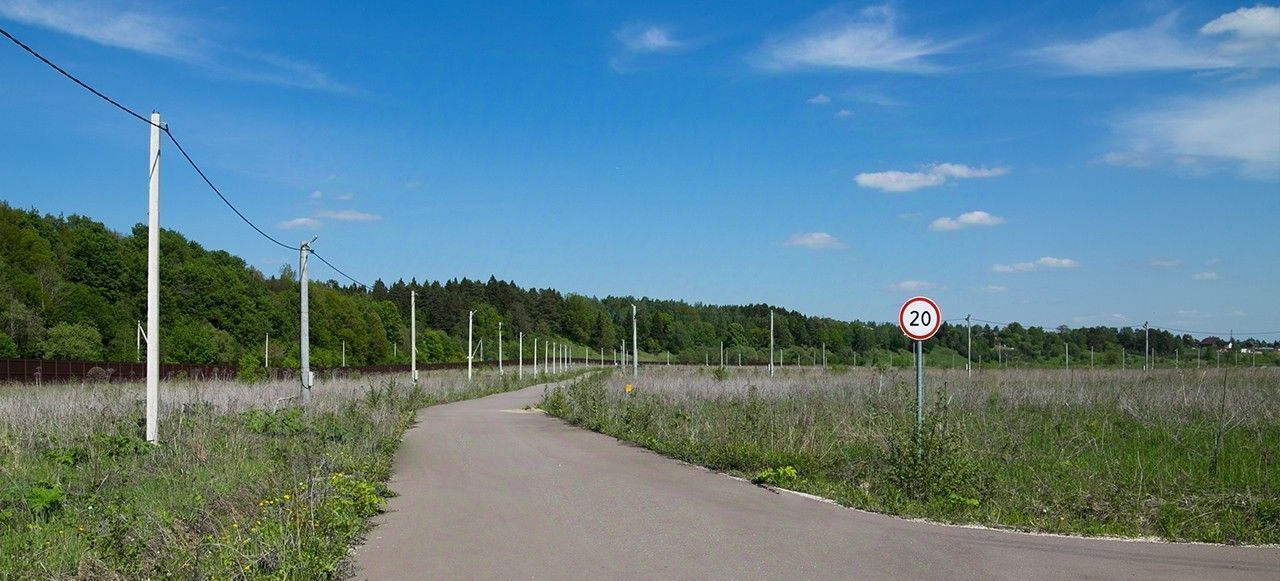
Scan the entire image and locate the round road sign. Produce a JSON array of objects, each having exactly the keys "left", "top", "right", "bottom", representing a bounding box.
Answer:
[{"left": 899, "top": 296, "right": 942, "bottom": 341}]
